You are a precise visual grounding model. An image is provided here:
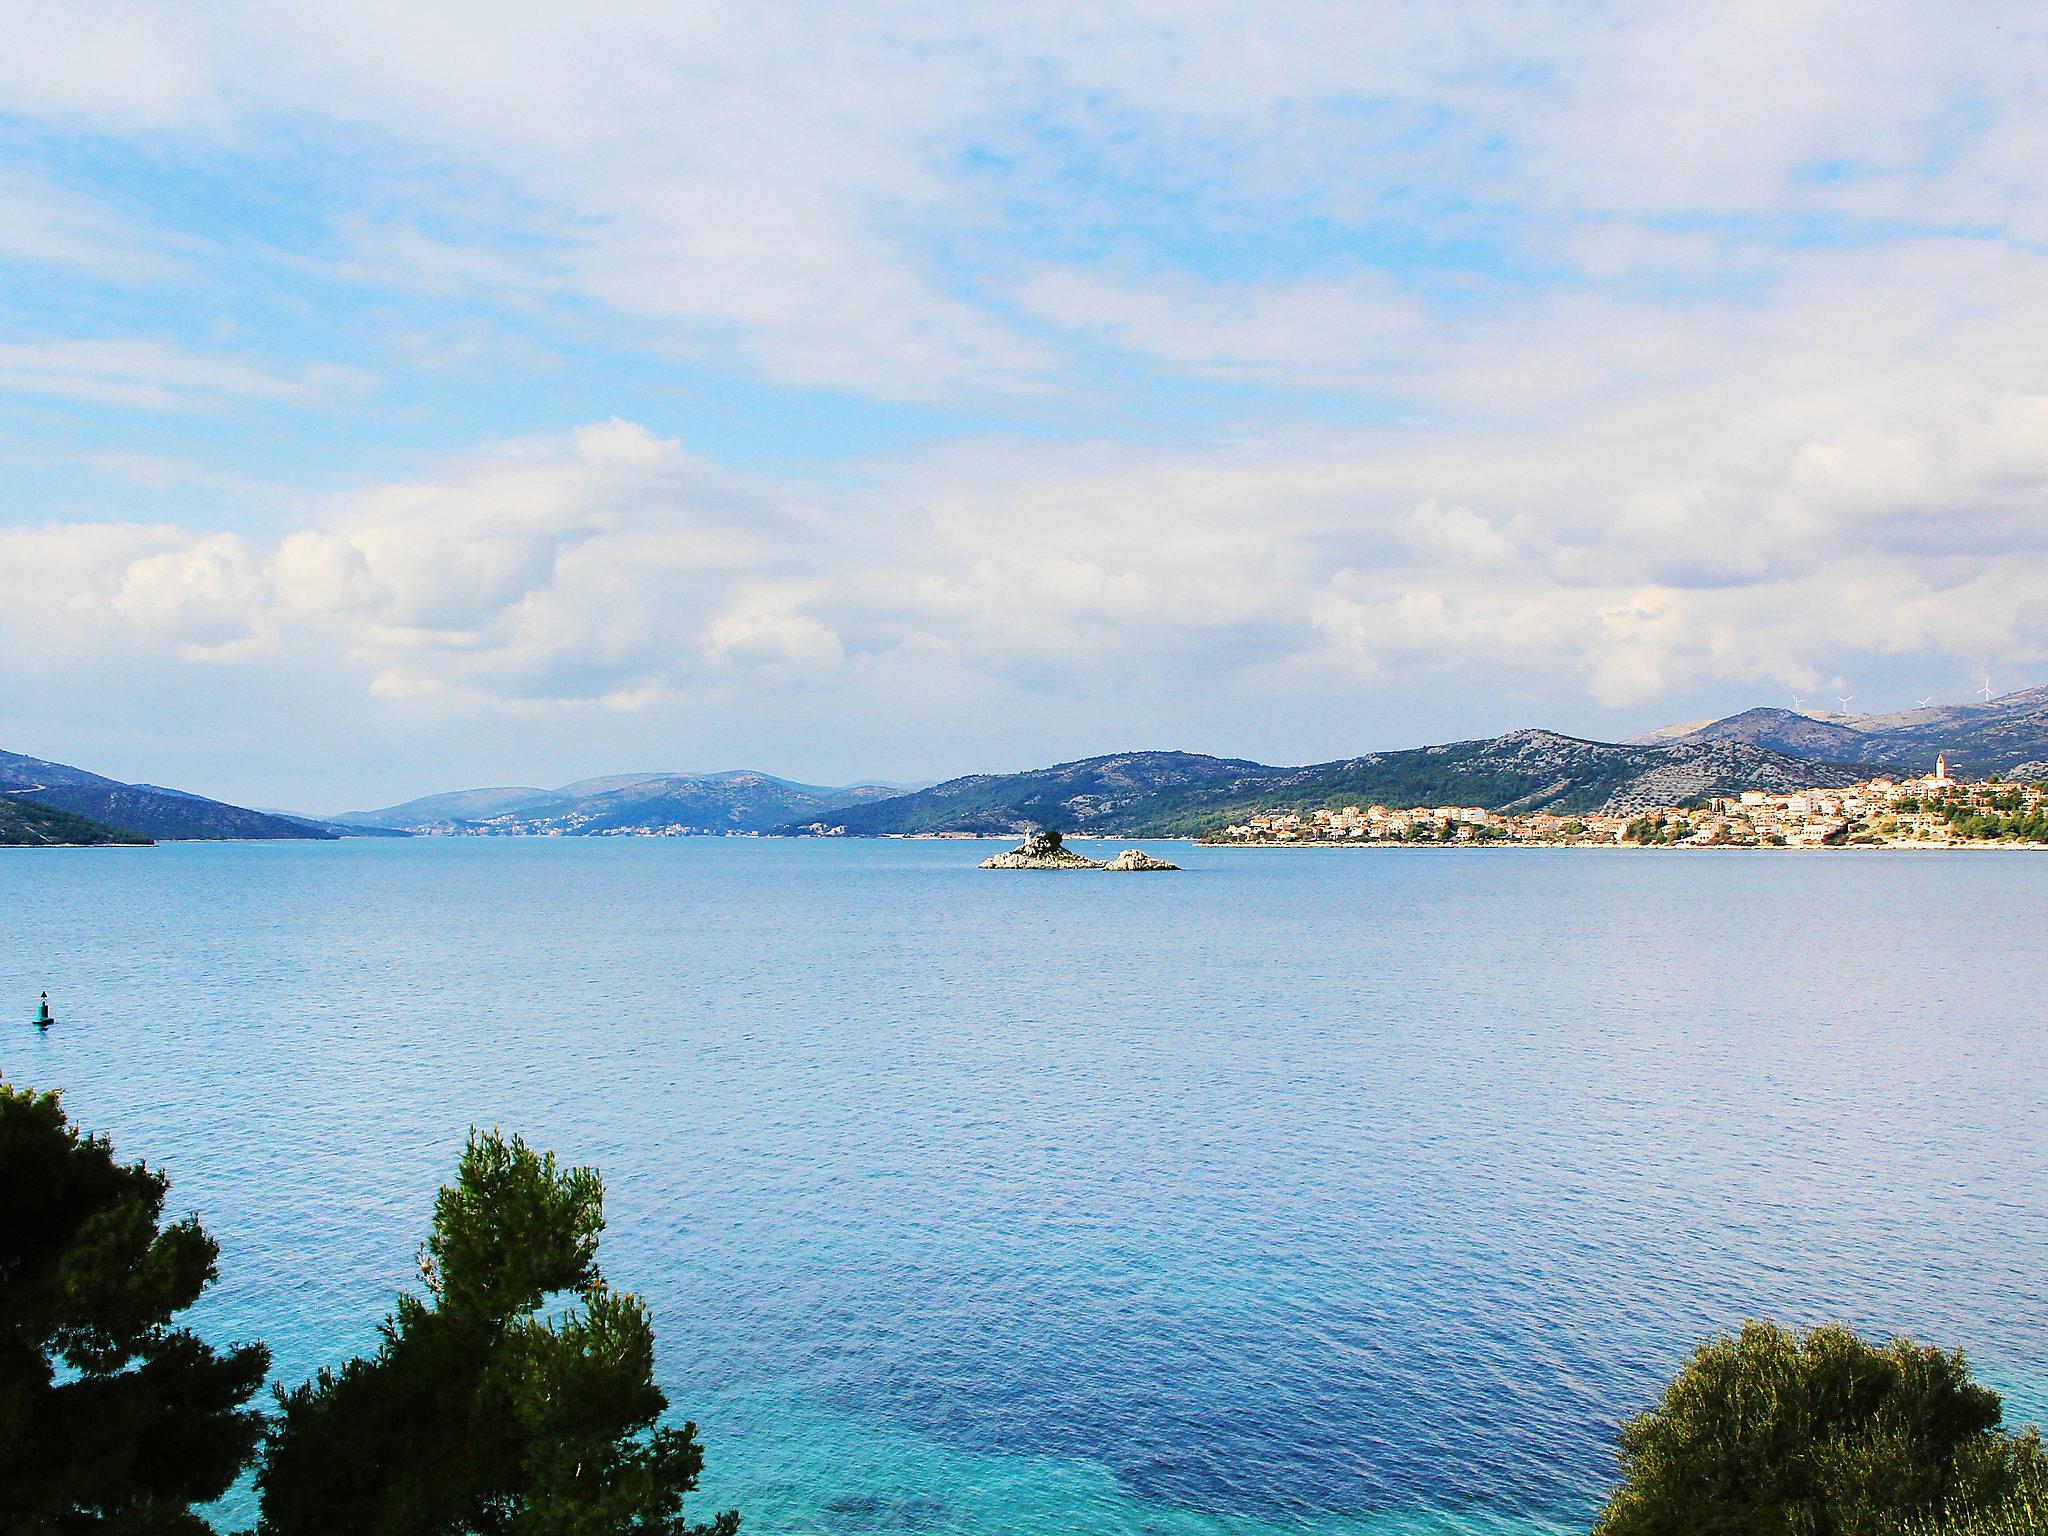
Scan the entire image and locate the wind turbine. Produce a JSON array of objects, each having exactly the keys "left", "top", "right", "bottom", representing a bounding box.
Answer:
[
  {"left": 1979, "top": 677, "right": 1995, "bottom": 704},
  {"left": 1791, "top": 693, "right": 1806, "bottom": 711},
  {"left": 1915, "top": 696, "right": 1932, "bottom": 708},
  {"left": 1836, "top": 694, "right": 1855, "bottom": 714}
]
